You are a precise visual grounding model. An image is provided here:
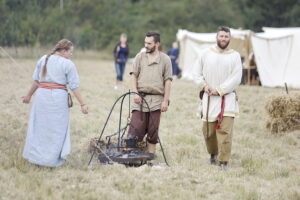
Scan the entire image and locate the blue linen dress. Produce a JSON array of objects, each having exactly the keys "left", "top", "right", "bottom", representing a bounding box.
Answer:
[{"left": 23, "top": 54, "right": 79, "bottom": 167}]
